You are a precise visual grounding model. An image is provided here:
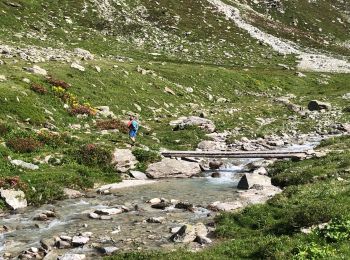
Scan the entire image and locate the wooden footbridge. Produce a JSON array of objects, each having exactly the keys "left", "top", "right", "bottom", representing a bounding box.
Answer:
[{"left": 161, "top": 150, "right": 308, "bottom": 159}]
